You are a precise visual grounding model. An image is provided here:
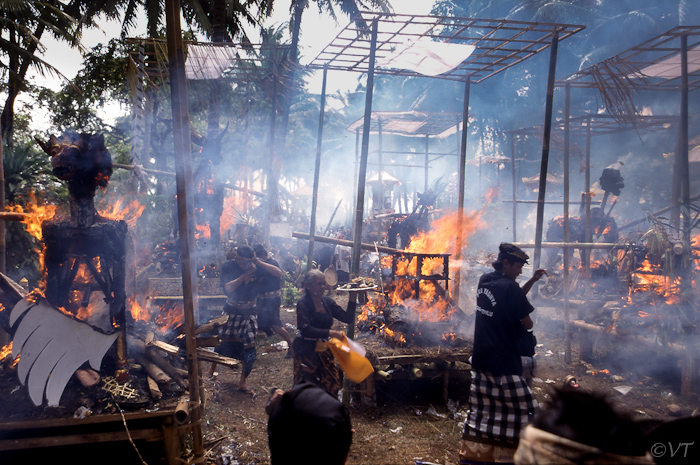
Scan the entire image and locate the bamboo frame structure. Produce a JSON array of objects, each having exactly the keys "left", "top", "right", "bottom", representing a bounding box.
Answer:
[
  {"left": 306, "top": 11, "right": 584, "bottom": 406},
  {"left": 306, "top": 11, "right": 584, "bottom": 302},
  {"left": 345, "top": 111, "right": 462, "bottom": 199},
  {"left": 507, "top": 27, "right": 700, "bottom": 390}
]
